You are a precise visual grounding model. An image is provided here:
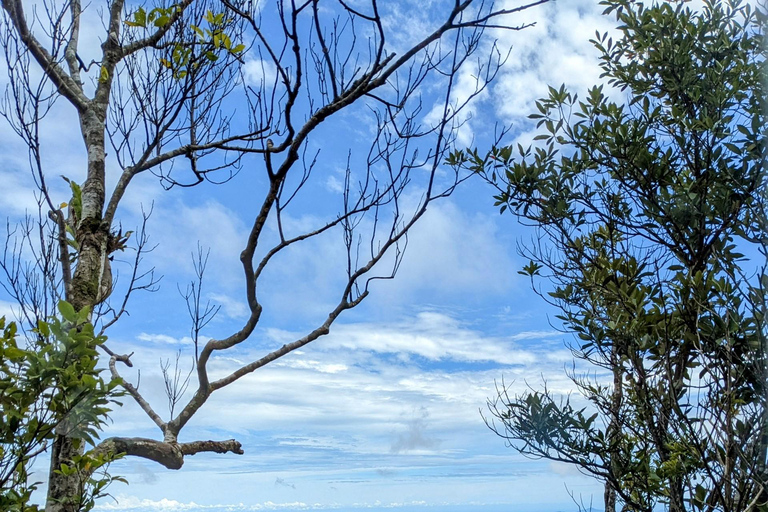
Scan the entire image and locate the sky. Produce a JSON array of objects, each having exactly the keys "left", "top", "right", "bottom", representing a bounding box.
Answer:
[{"left": 0, "top": 0, "right": 633, "bottom": 511}]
